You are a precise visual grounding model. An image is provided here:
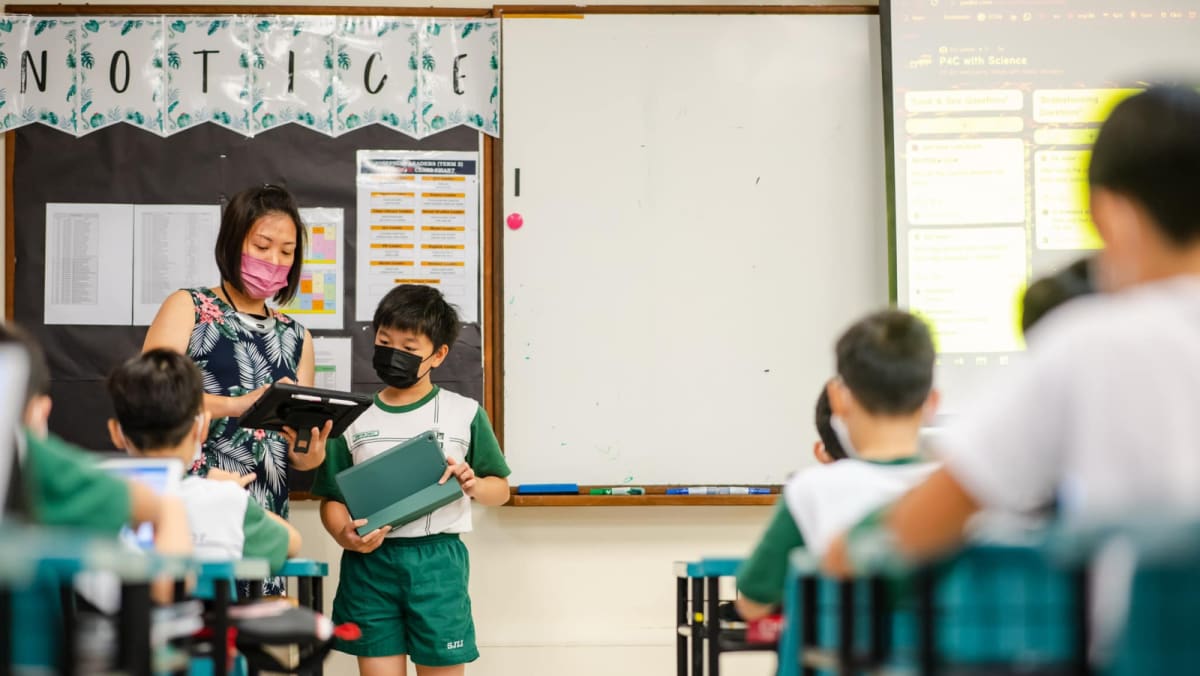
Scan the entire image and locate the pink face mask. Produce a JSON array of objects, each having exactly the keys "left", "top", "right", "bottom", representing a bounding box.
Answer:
[{"left": 240, "top": 254, "right": 291, "bottom": 299}]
